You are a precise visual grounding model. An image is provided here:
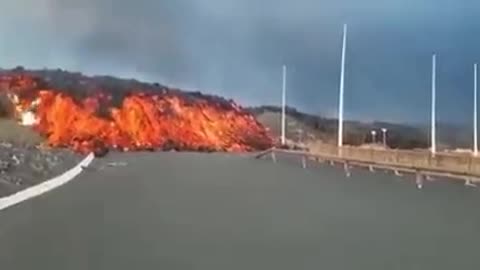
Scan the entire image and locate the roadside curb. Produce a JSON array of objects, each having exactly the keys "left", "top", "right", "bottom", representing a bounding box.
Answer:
[{"left": 0, "top": 153, "right": 95, "bottom": 211}]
